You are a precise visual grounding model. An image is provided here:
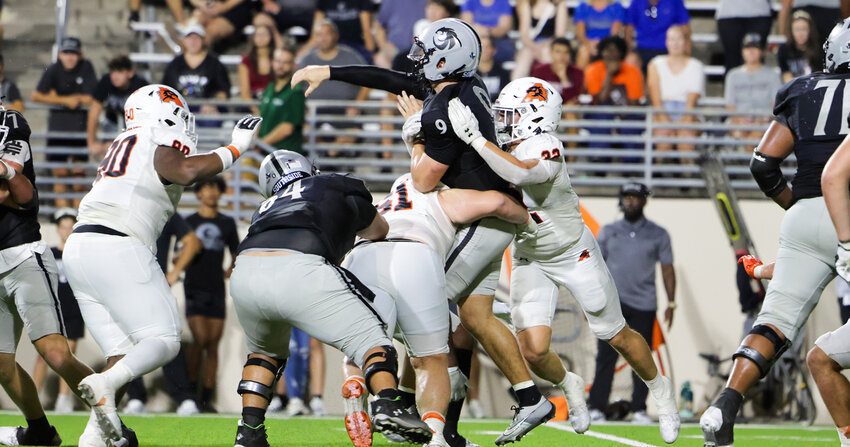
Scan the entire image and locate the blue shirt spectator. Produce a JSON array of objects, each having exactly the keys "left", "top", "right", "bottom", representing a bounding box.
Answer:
[
  {"left": 575, "top": 1, "right": 626, "bottom": 40},
  {"left": 461, "top": 0, "right": 515, "bottom": 62},
  {"left": 461, "top": 0, "right": 513, "bottom": 27},
  {"left": 377, "top": 0, "right": 426, "bottom": 52},
  {"left": 626, "top": 0, "right": 689, "bottom": 69}
]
